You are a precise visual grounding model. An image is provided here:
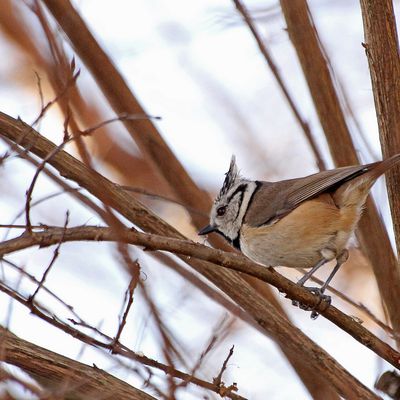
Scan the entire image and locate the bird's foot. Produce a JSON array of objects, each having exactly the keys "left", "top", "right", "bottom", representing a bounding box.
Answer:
[{"left": 291, "top": 287, "right": 331, "bottom": 319}]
